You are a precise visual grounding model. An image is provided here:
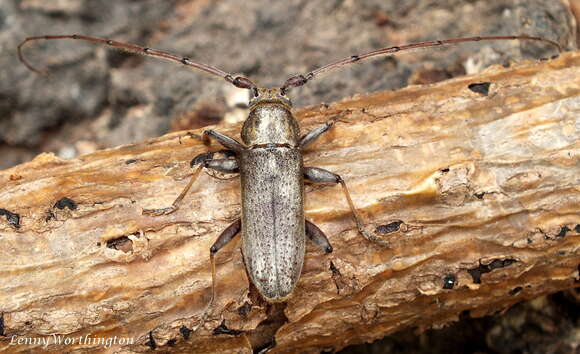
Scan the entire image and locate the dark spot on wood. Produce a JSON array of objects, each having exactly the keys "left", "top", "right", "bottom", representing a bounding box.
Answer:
[
  {"left": 329, "top": 261, "right": 341, "bottom": 277},
  {"left": 509, "top": 286, "right": 522, "bottom": 296},
  {"left": 329, "top": 261, "right": 343, "bottom": 294},
  {"left": 237, "top": 302, "right": 252, "bottom": 319},
  {"left": 54, "top": 197, "right": 77, "bottom": 210},
  {"left": 474, "top": 192, "right": 485, "bottom": 199},
  {"left": 555, "top": 226, "right": 570, "bottom": 238},
  {"left": 45, "top": 210, "right": 55, "bottom": 222},
  {"left": 468, "top": 82, "right": 491, "bottom": 95},
  {"left": 180, "top": 326, "right": 192, "bottom": 340},
  {"left": 255, "top": 339, "right": 276, "bottom": 354},
  {"left": 376, "top": 220, "right": 403, "bottom": 234},
  {"left": 125, "top": 159, "right": 138, "bottom": 164},
  {"left": 543, "top": 229, "right": 551, "bottom": 240},
  {"left": 557, "top": 250, "right": 566, "bottom": 256},
  {"left": 468, "top": 258, "right": 516, "bottom": 284},
  {"left": 0, "top": 208, "right": 20, "bottom": 229},
  {"left": 0, "top": 314, "right": 5, "bottom": 336},
  {"left": 24, "top": 321, "right": 31, "bottom": 326},
  {"left": 459, "top": 310, "right": 470, "bottom": 320},
  {"left": 440, "top": 168, "right": 450, "bottom": 173},
  {"left": 213, "top": 320, "right": 243, "bottom": 336},
  {"left": 96, "top": 242, "right": 101, "bottom": 247},
  {"left": 166, "top": 338, "right": 176, "bottom": 347},
  {"left": 106, "top": 234, "right": 136, "bottom": 253},
  {"left": 442, "top": 274, "right": 456, "bottom": 289},
  {"left": 551, "top": 54, "right": 560, "bottom": 60},
  {"left": 575, "top": 224, "right": 580, "bottom": 233},
  {"left": 145, "top": 331, "right": 156, "bottom": 349}
]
